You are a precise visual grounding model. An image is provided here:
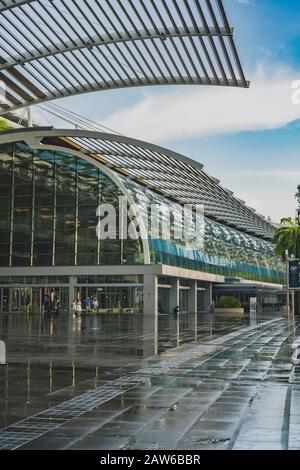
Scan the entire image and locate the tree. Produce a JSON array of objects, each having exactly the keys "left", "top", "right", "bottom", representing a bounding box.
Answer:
[
  {"left": 296, "top": 185, "right": 300, "bottom": 207},
  {"left": 273, "top": 217, "right": 300, "bottom": 260},
  {"left": 273, "top": 188, "right": 300, "bottom": 314}
]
